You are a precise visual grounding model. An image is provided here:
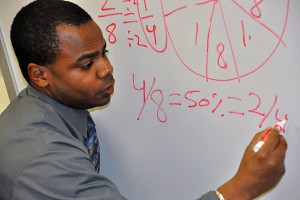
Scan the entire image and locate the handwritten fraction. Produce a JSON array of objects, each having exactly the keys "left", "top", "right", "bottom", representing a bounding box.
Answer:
[
  {"left": 132, "top": 73, "right": 288, "bottom": 127},
  {"left": 99, "top": 0, "right": 289, "bottom": 82}
]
